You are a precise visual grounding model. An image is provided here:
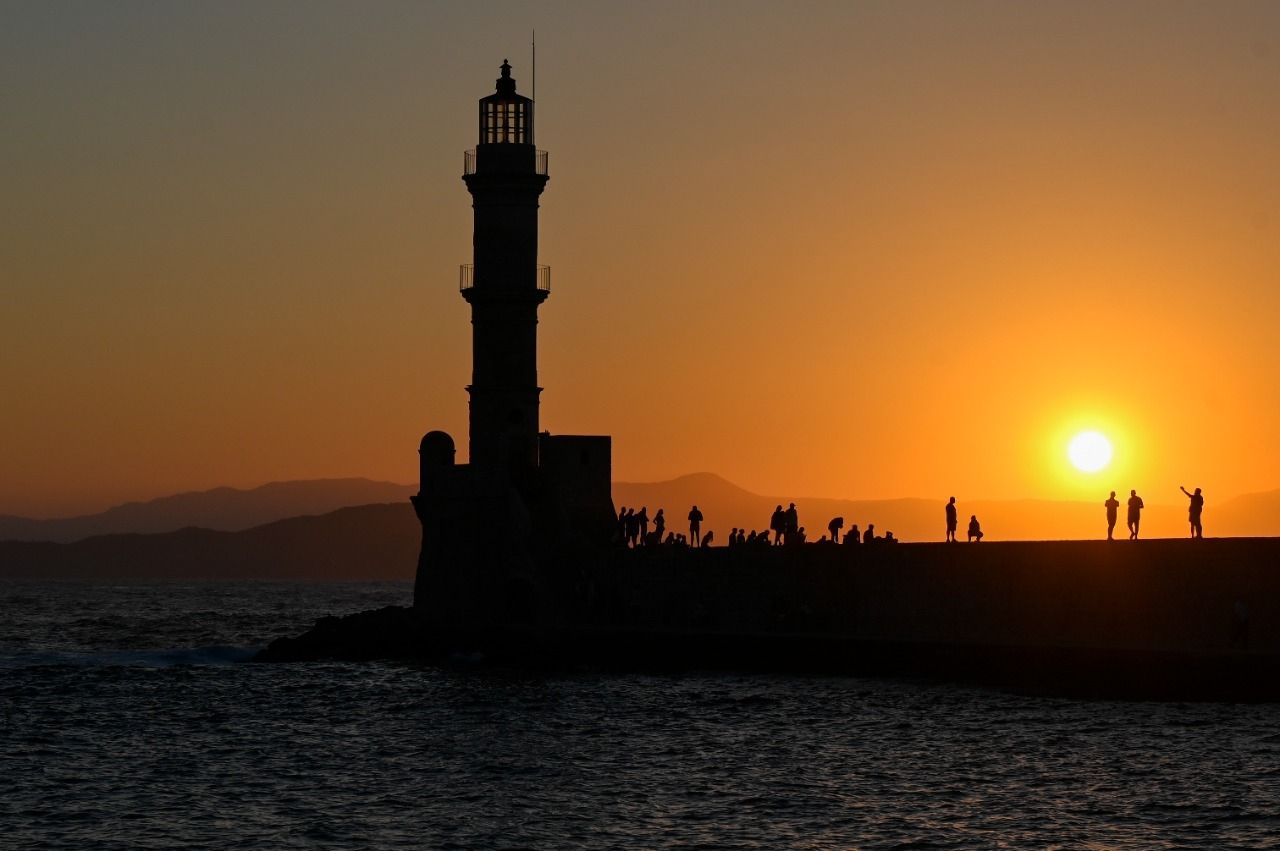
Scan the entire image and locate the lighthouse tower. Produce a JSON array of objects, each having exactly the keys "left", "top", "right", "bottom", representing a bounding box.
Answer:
[
  {"left": 461, "top": 60, "right": 550, "bottom": 473},
  {"left": 412, "top": 61, "right": 613, "bottom": 616}
]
